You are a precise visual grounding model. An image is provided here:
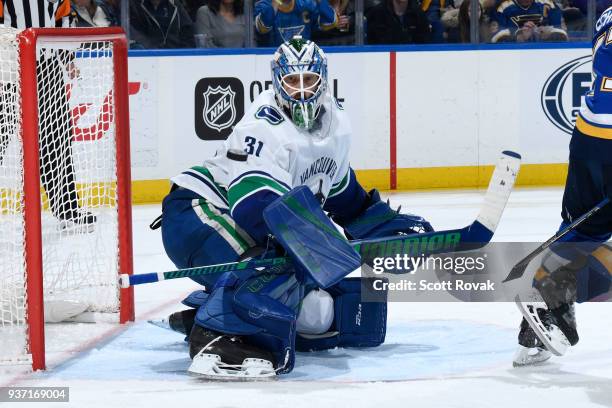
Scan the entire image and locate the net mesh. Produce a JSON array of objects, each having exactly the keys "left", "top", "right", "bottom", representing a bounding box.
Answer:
[{"left": 0, "top": 28, "right": 122, "bottom": 365}]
